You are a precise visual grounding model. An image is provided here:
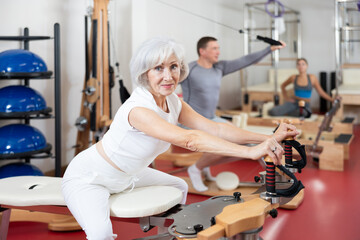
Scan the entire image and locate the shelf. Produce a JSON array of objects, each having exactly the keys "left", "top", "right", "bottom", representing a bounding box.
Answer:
[
  {"left": 342, "top": 63, "right": 360, "bottom": 69},
  {"left": 0, "top": 107, "right": 52, "bottom": 119},
  {"left": 0, "top": 24, "right": 61, "bottom": 176},
  {"left": 0, "top": 143, "right": 52, "bottom": 160},
  {"left": 340, "top": 26, "right": 360, "bottom": 31},
  {"left": 0, "top": 71, "right": 53, "bottom": 79},
  {"left": 0, "top": 36, "right": 51, "bottom": 41}
]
